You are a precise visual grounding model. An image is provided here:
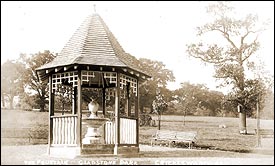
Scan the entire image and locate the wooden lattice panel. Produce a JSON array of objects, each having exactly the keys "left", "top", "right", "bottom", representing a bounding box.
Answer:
[
  {"left": 81, "top": 71, "right": 95, "bottom": 83},
  {"left": 51, "top": 71, "right": 137, "bottom": 98},
  {"left": 81, "top": 71, "right": 117, "bottom": 85},
  {"left": 52, "top": 71, "right": 78, "bottom": 91},
  {"left": 120, "top": 74, "right": 137, "bottom": 96},
  {"left": 105, "top": 88, "right": 115, "bottom": 100},
  {"left": 55, "top": 84, "right": 74, "bottom": 96},
  {"left": 104, "top": 72, "right": 117, "bottom": 84}
]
